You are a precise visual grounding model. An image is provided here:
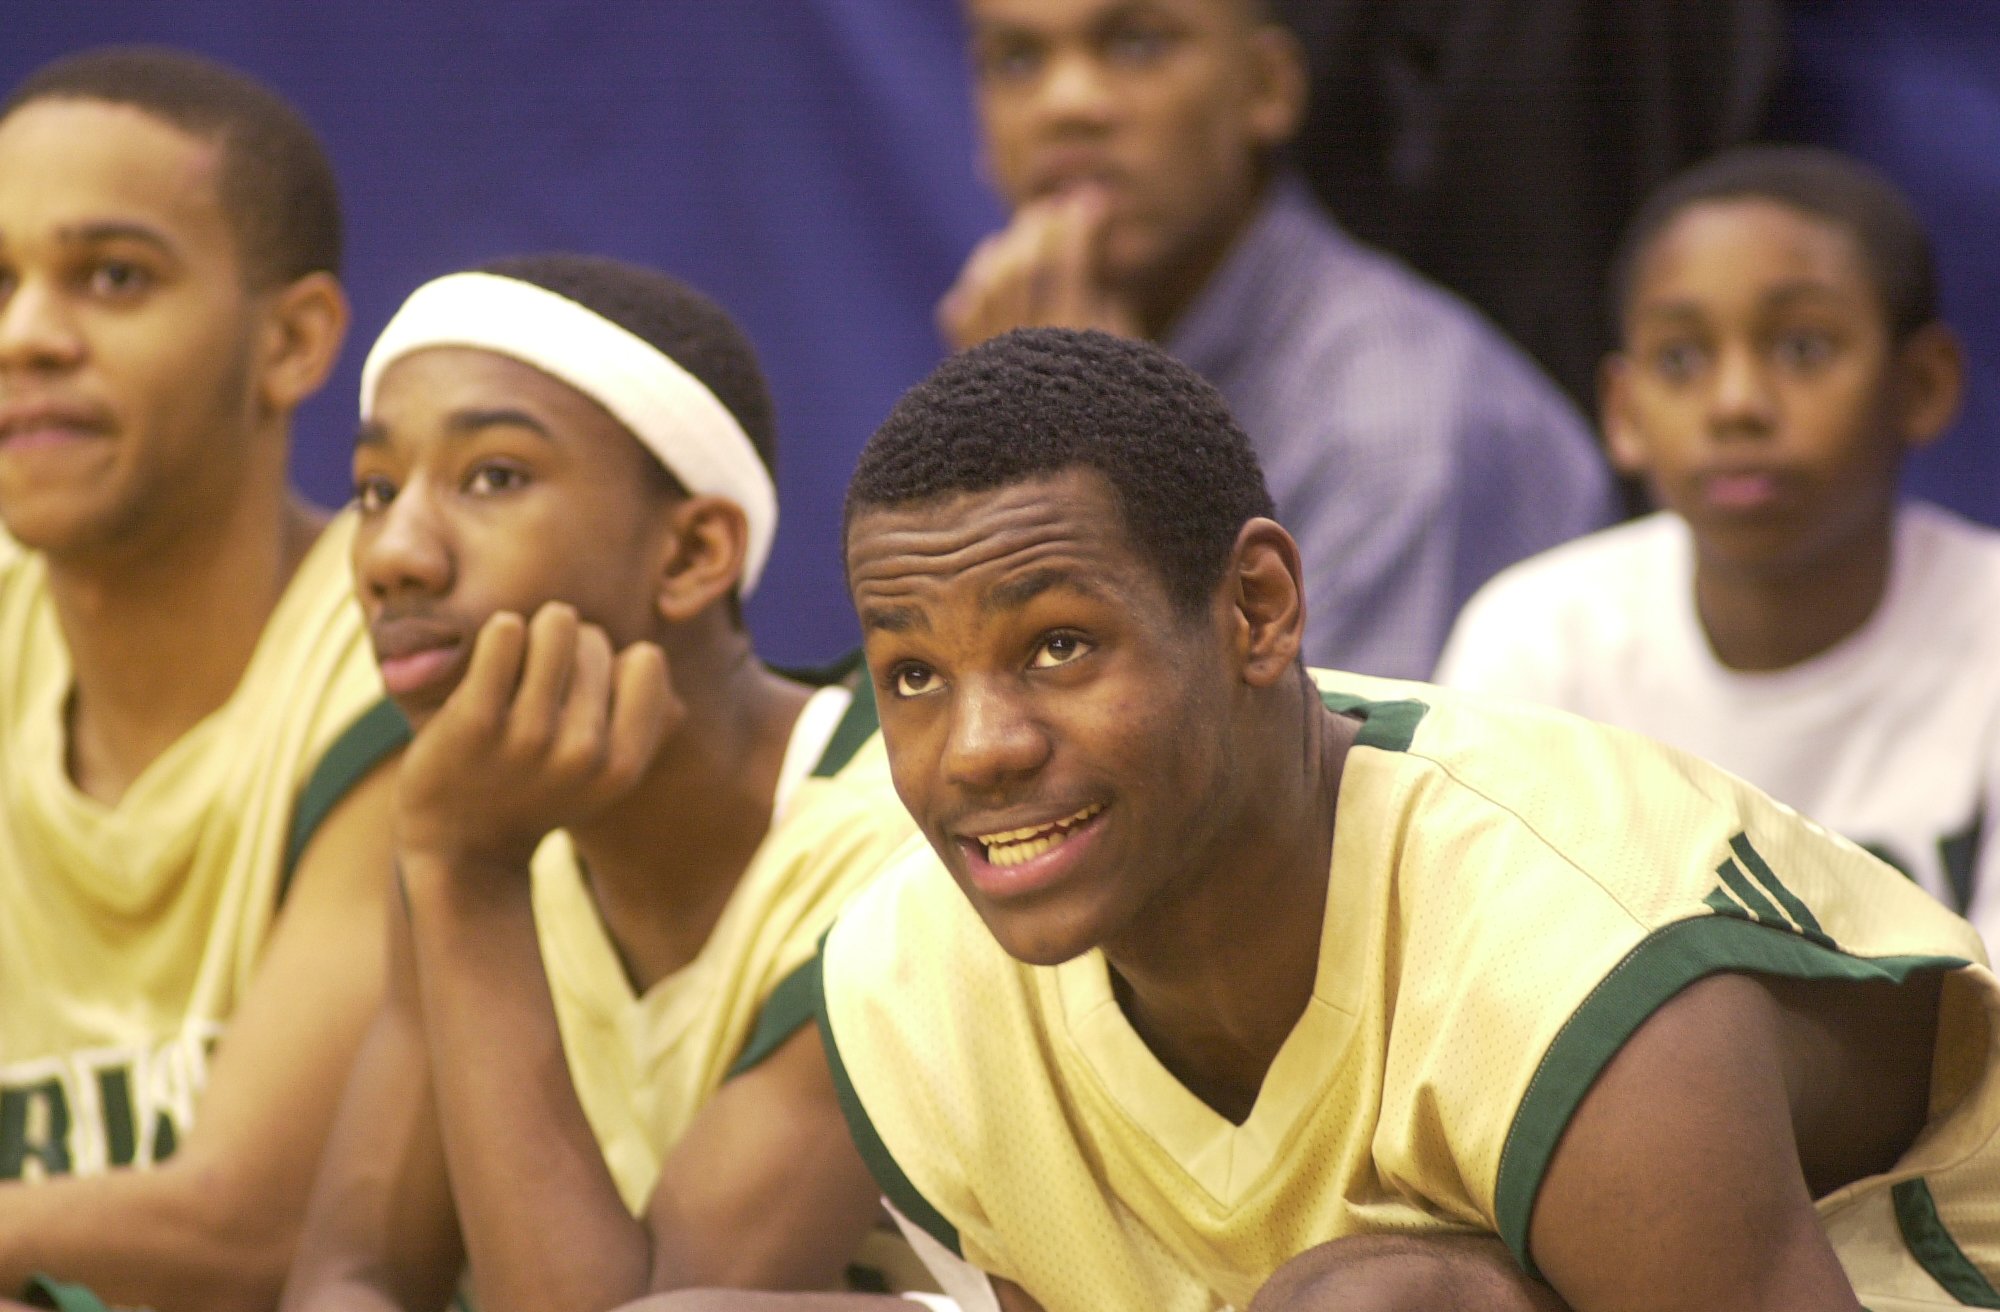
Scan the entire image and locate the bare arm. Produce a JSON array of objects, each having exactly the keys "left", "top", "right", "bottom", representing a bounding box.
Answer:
[
  {"left": 281, "top": 886, "right": 464, "bottom": 1312},
  {"left": 1250, "top": 1234, "right": 1569, "bottom": 1312},
  {"left": 400, "top": 606, "right": 879, "bottom": 1311},
  {"left": 0, "top": 760, "right": 398, "bottom": 1312},
  {"left": 1528, "top": 973, "right": 1867, "bottom": 1312}
]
